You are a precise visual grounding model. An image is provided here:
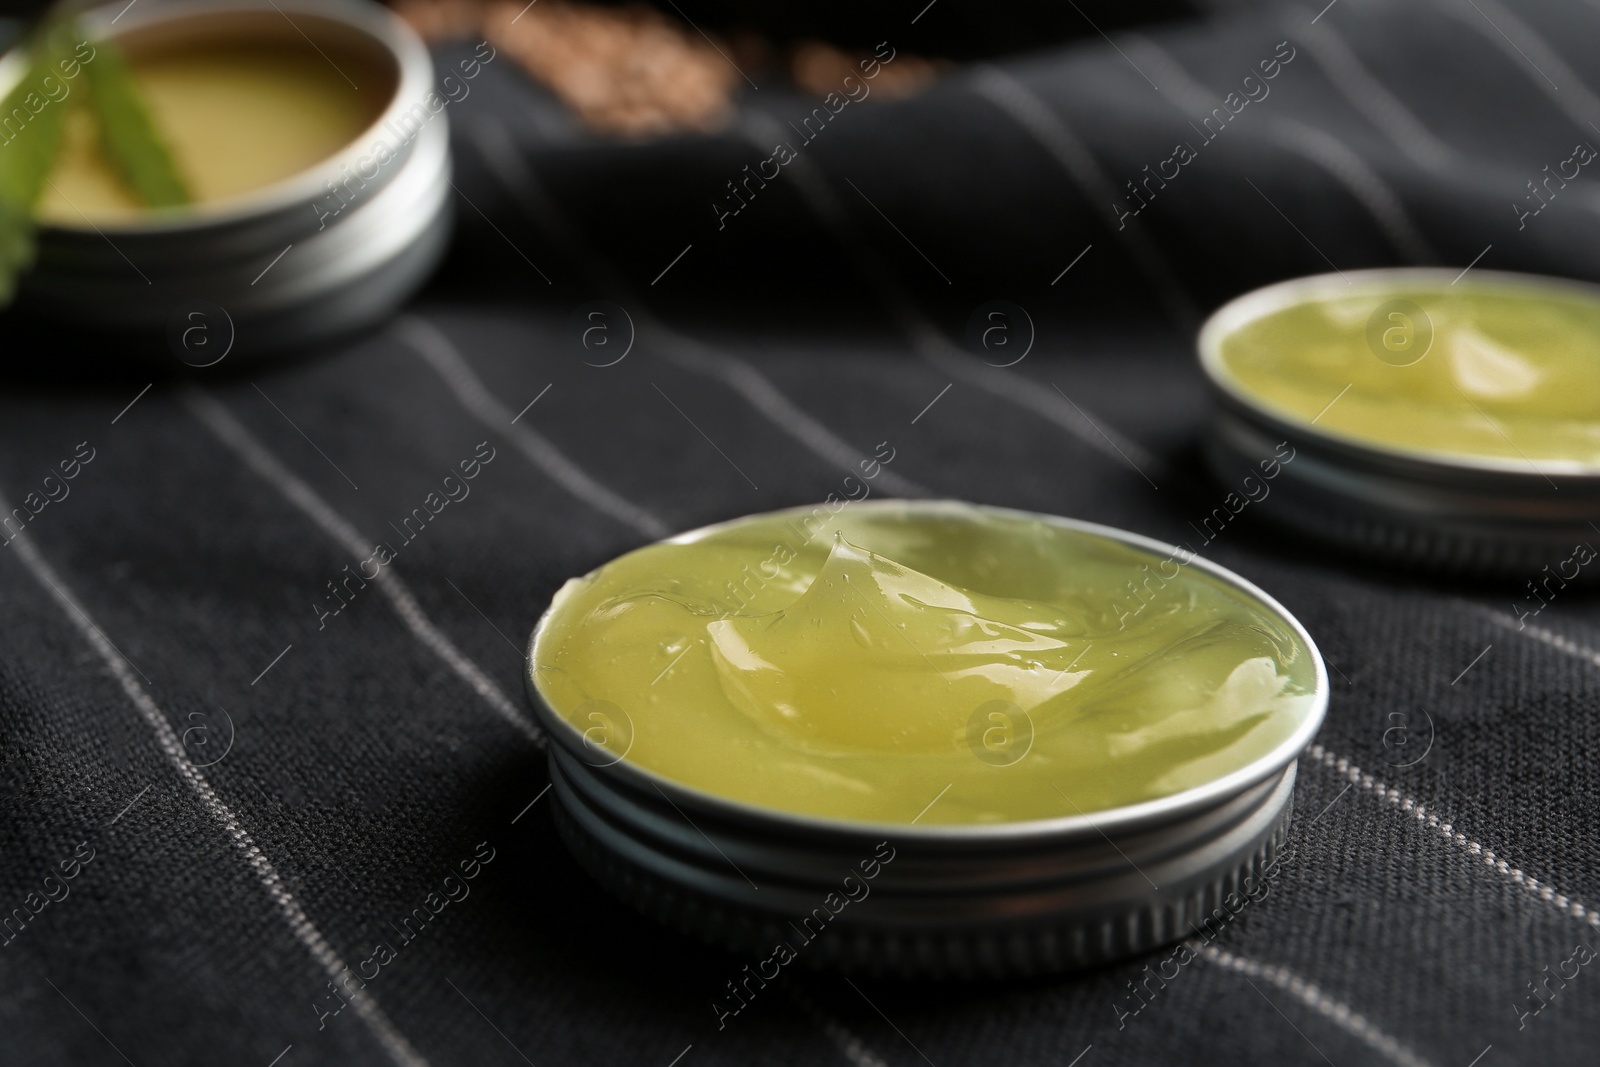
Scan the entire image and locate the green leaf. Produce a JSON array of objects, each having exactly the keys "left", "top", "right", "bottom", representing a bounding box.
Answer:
[
  {"left": 0, "top": 24, "right": 74, "bottom": 206},
  {"left": 0, "top": 194, "right": 36, "bottom": 305},
  {"left": 82, "top": 29, "right": 188, "bottom": 209},
  {"left": 0, "top": 21, "right": 77, "bottom": 305}
]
